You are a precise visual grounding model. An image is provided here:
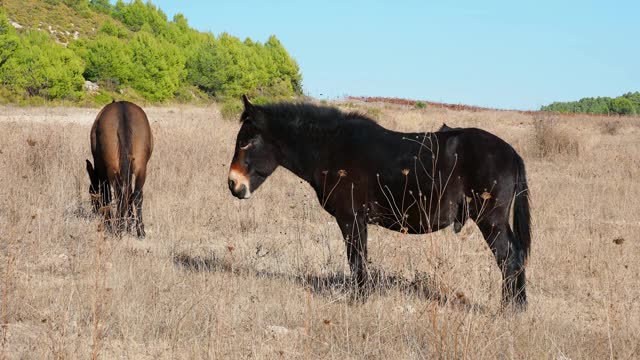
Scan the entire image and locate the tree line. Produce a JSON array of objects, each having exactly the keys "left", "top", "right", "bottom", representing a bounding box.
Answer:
[
  {"left": 541, "top": 92, "right": 639, "bottom": 116},
  {"left": 0, "top": 0, "right": 302, "bottom": 105}
]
